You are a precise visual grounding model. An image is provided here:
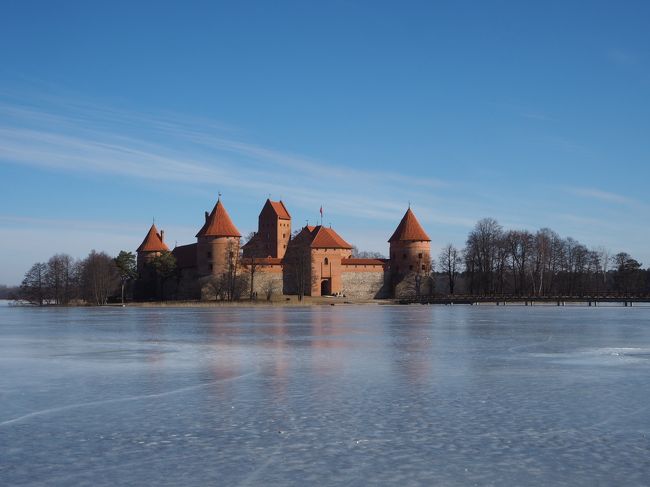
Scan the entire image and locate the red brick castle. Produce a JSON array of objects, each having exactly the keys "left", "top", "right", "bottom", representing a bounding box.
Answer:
[{"left": 136, "top": 196, "right": 432, "bottom": 300}]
